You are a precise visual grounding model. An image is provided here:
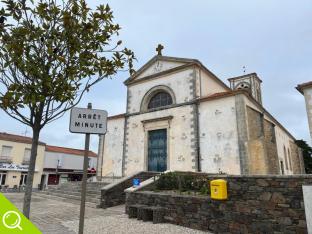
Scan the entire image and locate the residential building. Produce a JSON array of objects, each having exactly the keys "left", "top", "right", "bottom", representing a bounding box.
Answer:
[{"left": 0, "top": 132, "right": 45, "bottom": 189}]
